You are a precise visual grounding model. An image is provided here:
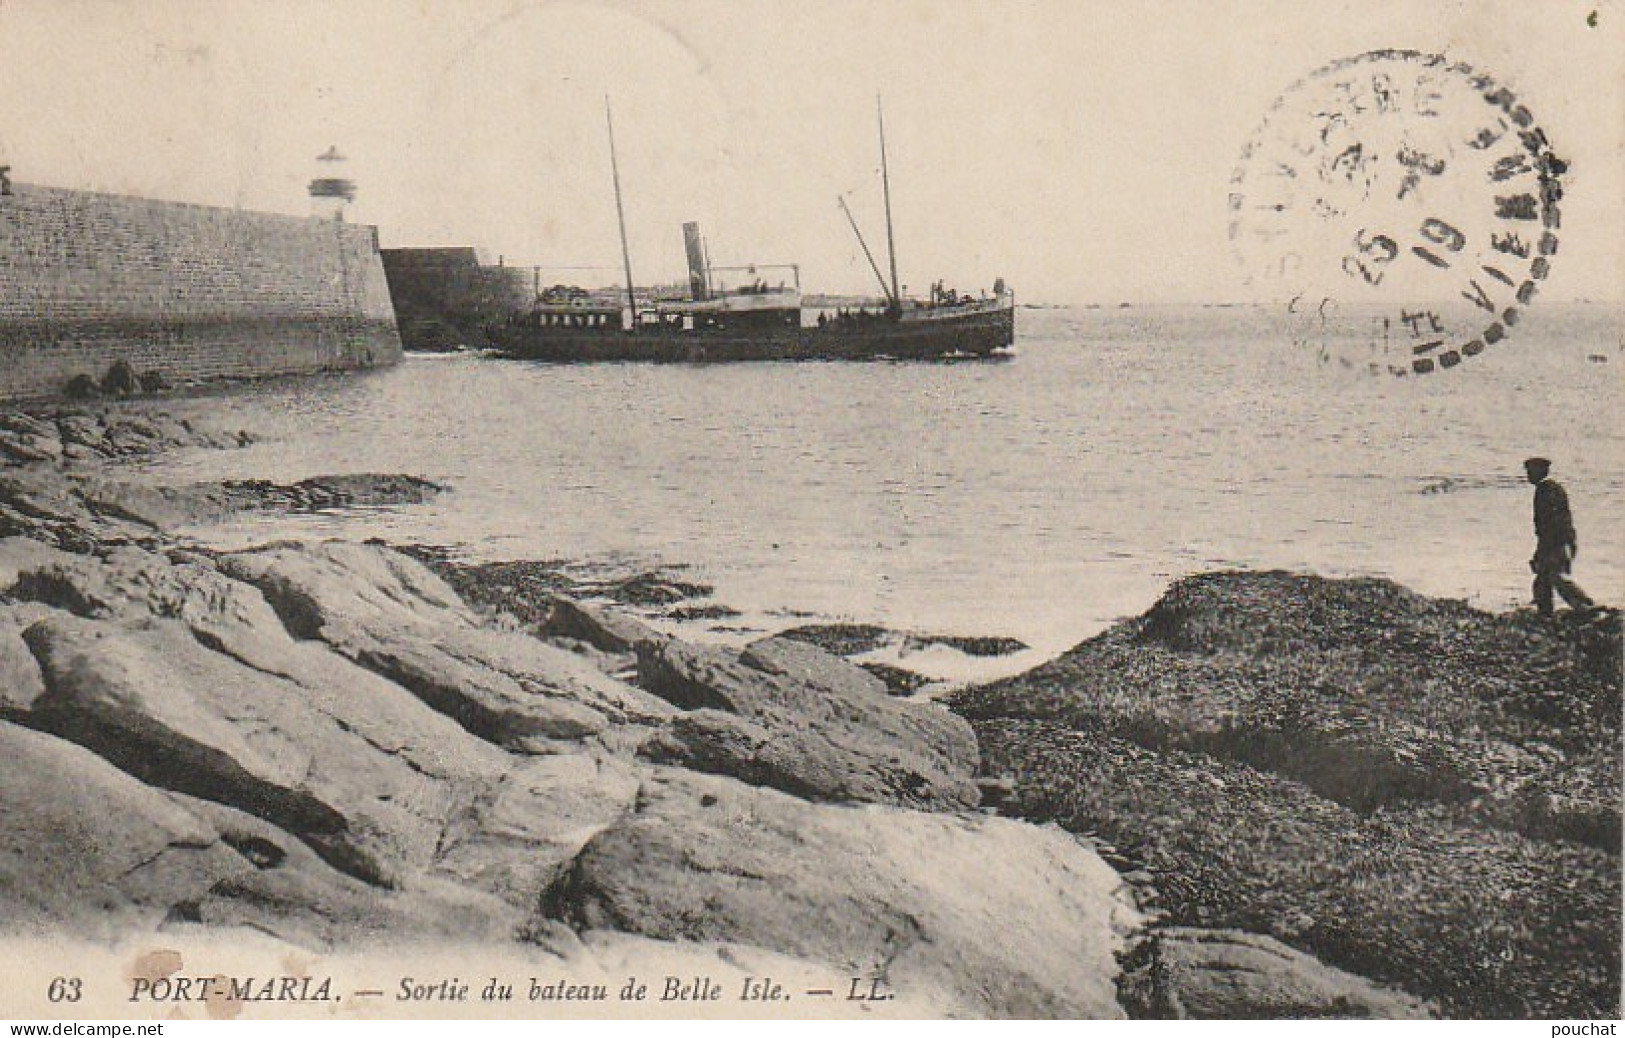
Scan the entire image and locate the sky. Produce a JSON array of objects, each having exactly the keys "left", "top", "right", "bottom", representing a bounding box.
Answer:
[{"left": 0, "top": 0, "right": 1619, "bottom": 304}]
